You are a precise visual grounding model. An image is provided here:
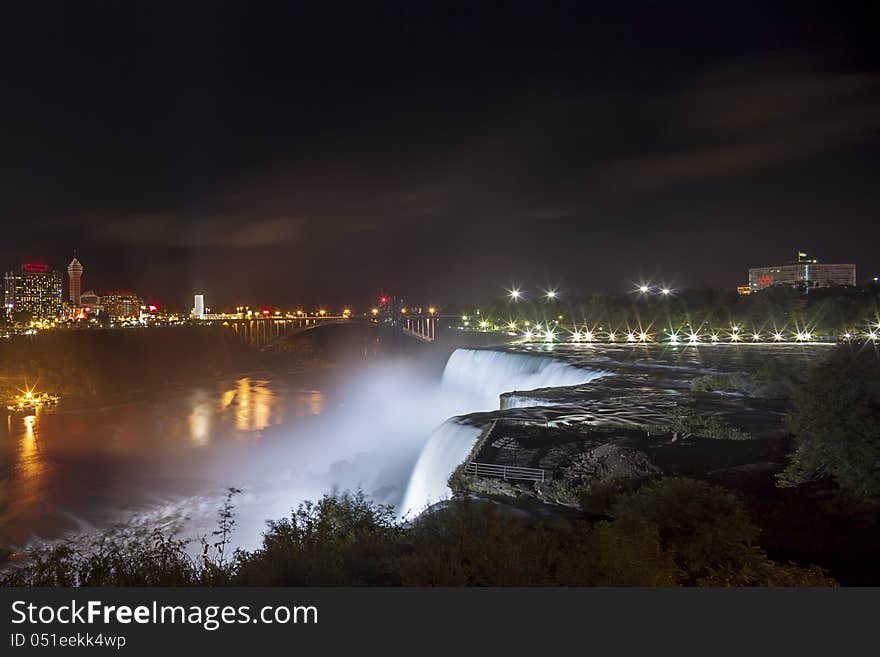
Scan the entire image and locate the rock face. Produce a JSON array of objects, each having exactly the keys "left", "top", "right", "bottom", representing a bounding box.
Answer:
[
  {"left": 453, "top": 436, "right": 663, "bottom": 510},
  {"left": 561, "top": 443, "right": 662, "bottom": 486}
]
